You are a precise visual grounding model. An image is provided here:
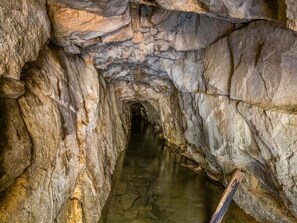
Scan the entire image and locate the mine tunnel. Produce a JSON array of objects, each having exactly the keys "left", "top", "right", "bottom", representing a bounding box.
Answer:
[
  {"left": 1, "top": 1, "right": 297, "bottom": 223},
  {"left": 102, "top": 101, "right": 256, "bottom": 222}
]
